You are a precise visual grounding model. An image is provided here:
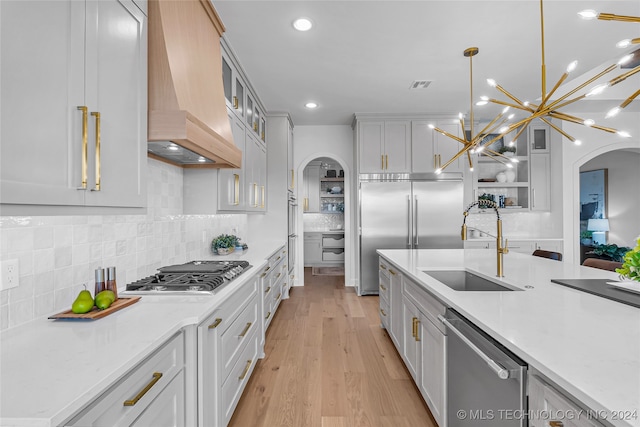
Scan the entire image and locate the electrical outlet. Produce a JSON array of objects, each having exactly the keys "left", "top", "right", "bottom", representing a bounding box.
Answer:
[{"left": 0, "top": 259, "right": 20, "bottom": 291}]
